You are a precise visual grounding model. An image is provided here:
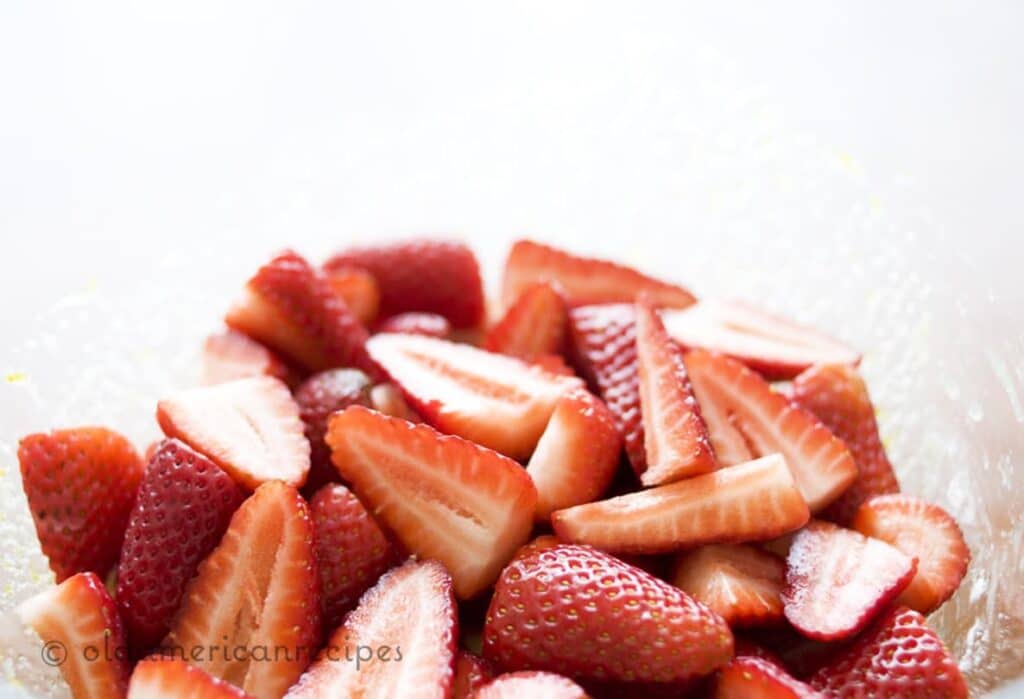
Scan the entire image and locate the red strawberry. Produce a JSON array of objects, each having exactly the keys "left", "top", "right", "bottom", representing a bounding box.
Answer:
[
  {"left": 684, "top": 350, "right": 857, "bottom": 512},
  {"left": 323, "top": 266, "right": 380, "bottom": 325},
  {"left": 532, "top": 353, "right": 577, "bottom": 377},
  {"left": 551, "top": 454, "right": 809, "bottom": 554},
  {"left": 783, "top": 520, "right": 917, "bottom": 641},
  {"left": 852, "top": 494, "right": 970, "bottom": 615},
  {"left": 164, "top": 481, "right": 321, "bottom": 699},
  {"left": 157, "top": 376, "right": 311, "bottom": 490},
  {"left": 373, "top": 312, "right": 452, "bottom": 338},
  {"left": 661, "top": 300, "right": 859, "bottom": 380},
  {"left": 370, "top": 381, "right": 423, "bottom": 422},
  {"left": 116, "top": 439, "right": 245, "bottom": 655},
  {"left": 475, "top": 672, "right": 590, "bottom": 699},
  {"left": 324, "top": 239, "right": 485, "bottom": 328},
  {"left": 17, "top": 572, "right": 131, "bottom": 699},
  {"left": 453, "top": 652, "right": 496, "bottom": 699},
  {"left": 746, "top": 625, "right": 851, "bottom": 680},
  {"left": 286, "top": 560, "right": 457, "bottom": 699},
  {"left": 790, "top": 364, "right": 900, "bottom": 524},
  {"left": 326, "top": 406, "right": 537, "bottom": 598},
  {"left": 807, "top": 606, "right": 967, "bottom": 698},
  {"left": 685, "top": 356, "right": 753, "bottom": 467},
  {"left": 366, "top": 333, "right": 580, "bottom": 460},
  {"left": 715, "top": 656, "right": 823, "bottom": 699},
  {"left": 201, "top": 329, "right": 296, "bottom": 387},
  {"left": 635, "top": 297, "right": 717, "bottom": 485},
  {"left": 671, "top": 544, "right": 786, "bottom": 628},
  {"left": 484, "top": 281, "right": 568, "bottom": 360},
  {"left": 18, "top": 427, "right": 144, "bottom": 582},
  {"left": 483, "top": 543, "right": 733, "bottom": 686},
  {"left": 128, "top": 656, "right": 251, "bottom": 698},
  {"left": 501, "top": 240, "right": 696, "bottom": 310}
]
